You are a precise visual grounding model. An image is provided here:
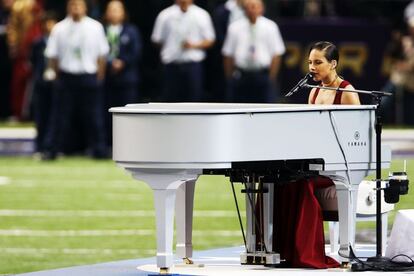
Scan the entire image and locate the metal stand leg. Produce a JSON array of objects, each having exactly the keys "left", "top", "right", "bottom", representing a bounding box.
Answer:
[
  {"left": 245, "top": 182, "right": 256, "bottom": 253},
  {"left": 263, "top": 183, "right": 274, "bottom": 252}
]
